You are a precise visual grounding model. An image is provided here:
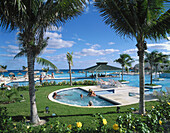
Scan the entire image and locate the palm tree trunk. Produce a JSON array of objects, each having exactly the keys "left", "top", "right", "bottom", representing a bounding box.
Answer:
[
  {"left": 122, "top": 66, "right": 124, "bottom": 81},
  {"left": 150, "top": 65, "right": 153, "bottom": 84},
  {"left": 27, "top": 46, "right": 40, "bottom": 124},
  {"left": 155, "top": 65, "right": 158, "bottom": 79},
  {"left": 138, "top": 50, "right": 145, "bottom": 114},
  {"left": 69, "top": 62, "right": 72, "bottom": 86}
]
